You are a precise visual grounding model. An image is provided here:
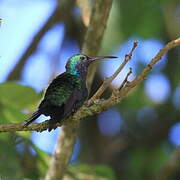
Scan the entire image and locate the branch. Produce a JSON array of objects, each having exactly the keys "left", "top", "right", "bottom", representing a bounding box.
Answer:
[
  {"left": 0, "top": 38, "right": 179, "bottom": 132},
  {"left": 97, "top": 38, "right": 180, "bottom": 109},
  {"left": 82, "top": 0, "right": 114, "bottom": 87},
  {"left": 44, "top": 123, "right": 79, "bottom": 180},
  {"left": 89, "top": 41, "right": 138, "bottom": 102},
  {"left": 7, "top": 0, "right": 74, "bottom": 80}
]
